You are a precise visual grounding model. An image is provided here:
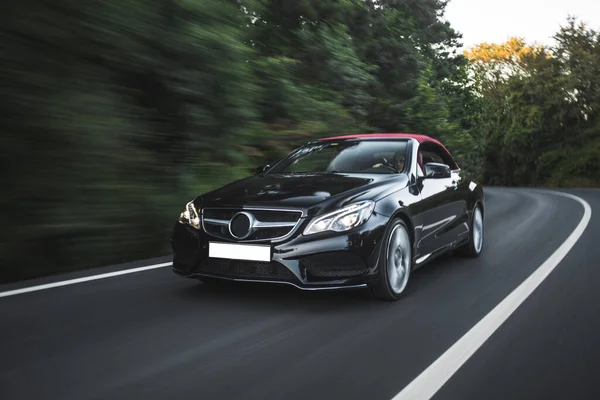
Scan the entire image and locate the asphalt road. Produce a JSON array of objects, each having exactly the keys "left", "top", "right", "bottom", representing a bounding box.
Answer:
[{"left": 1, "top": 187, "right": 599, "bottom": 400}]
